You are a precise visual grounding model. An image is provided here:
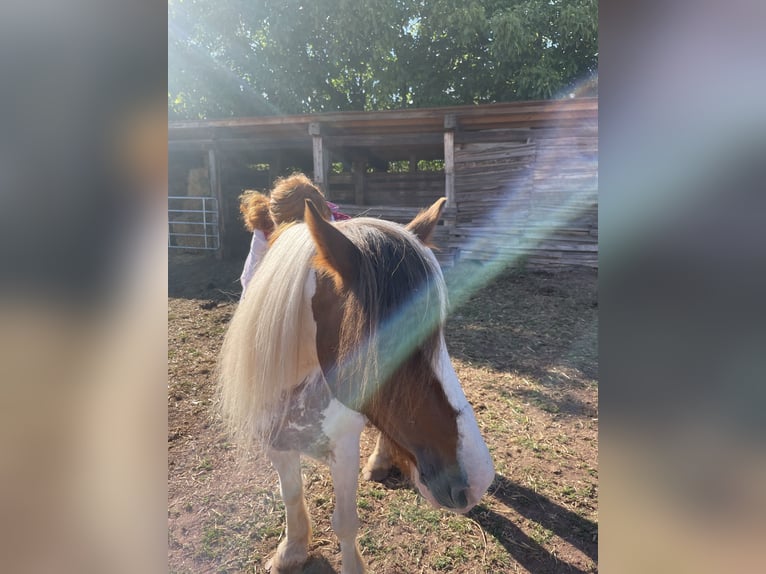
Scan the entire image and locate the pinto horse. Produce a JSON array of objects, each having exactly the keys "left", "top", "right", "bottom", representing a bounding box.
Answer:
[{"left": 218, "top": 198, "right": 494, "bottom": 573}]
